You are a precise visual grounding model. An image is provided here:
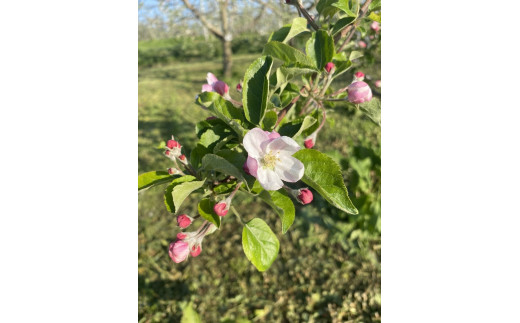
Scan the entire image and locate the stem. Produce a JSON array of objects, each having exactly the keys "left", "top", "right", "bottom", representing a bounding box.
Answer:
[
  {"left": 231, "top": 206, "right": 246, "bottom": 225},
  {"left": 229, "top": 181, "right": 243, "bottom": 200},
  {"left": 336, "top": 0, "right": 373, "bottom": 54}
]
